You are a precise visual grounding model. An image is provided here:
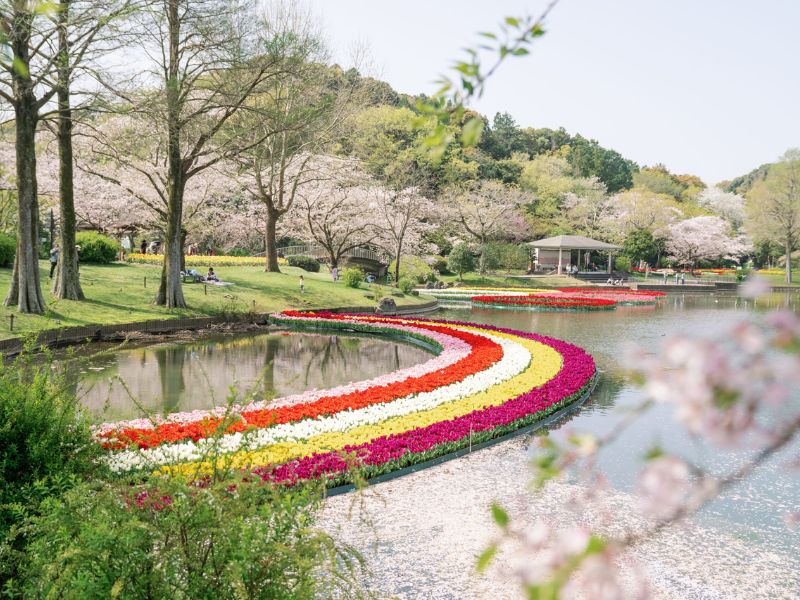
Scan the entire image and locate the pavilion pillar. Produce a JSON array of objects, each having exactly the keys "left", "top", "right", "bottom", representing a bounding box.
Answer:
[
  {"left": 557, "top": 247, "right": 563, "bottom": 275},
  {"left": 608, "top": 251, "right": 614, "bottom": 274}
]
